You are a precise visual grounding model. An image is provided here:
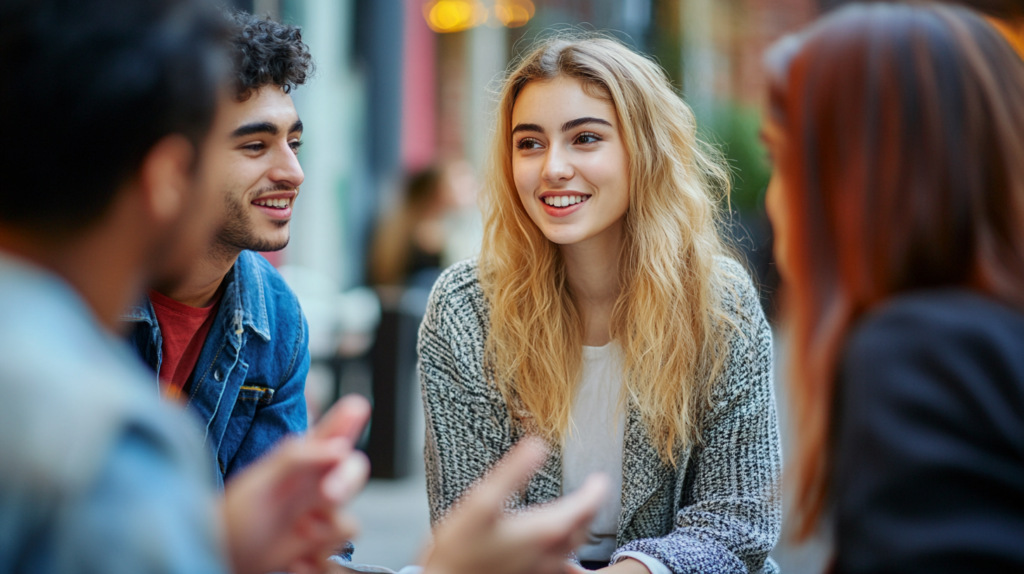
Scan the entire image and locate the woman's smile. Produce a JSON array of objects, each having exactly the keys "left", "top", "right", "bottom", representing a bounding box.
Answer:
[{"left": 539, "top": 191, "right": 592, "bottom": 216}]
